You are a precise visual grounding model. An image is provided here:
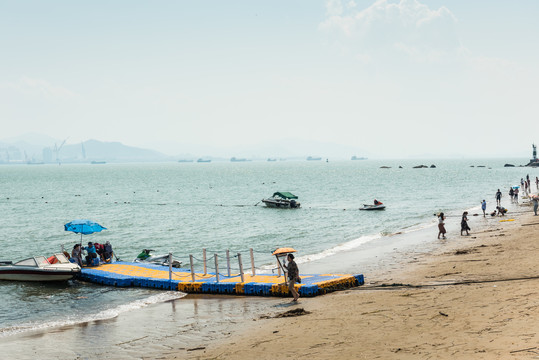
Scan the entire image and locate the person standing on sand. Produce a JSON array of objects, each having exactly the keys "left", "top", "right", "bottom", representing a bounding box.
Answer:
[
  {"left": 509, "top": 188, "right": 514, "bottom": 203},
  {"left": 514, "top": 187, "right": 519, "bottom": 203},
  {"left": 461, "top": 211, "right": 470, "bottom": 236},
  {"left": 496, "top": 189, "right": 502, "bottom": 206},
  {"left": 437, "top": 213, "right": 446, "bottom": 239},
  {"left": 481, "top": 200, "right": 487, "bottom": 217},
  {"left": 283, "top": 254, "right": 300, "bottom": 301},
  {"left": 532, "top": 196, "right": 538, "bottom": 216}
]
